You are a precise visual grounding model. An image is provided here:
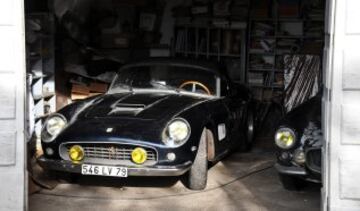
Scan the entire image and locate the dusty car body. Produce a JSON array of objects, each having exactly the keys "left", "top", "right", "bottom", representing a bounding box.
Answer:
[
  {"left": 274, "top": 95, "right": 322, "bottom": 190},
  {"left": 38, "top": 59, "right": 254, "bottom": 190}
]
